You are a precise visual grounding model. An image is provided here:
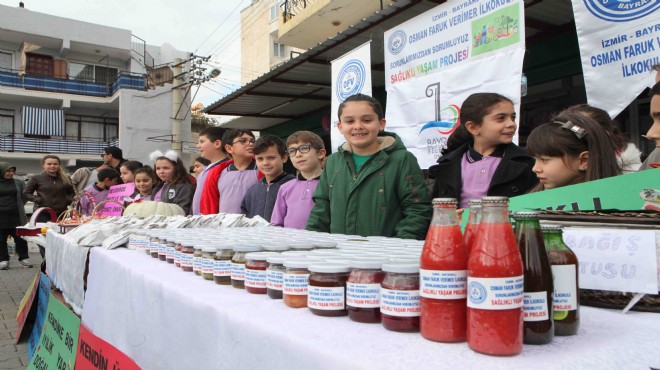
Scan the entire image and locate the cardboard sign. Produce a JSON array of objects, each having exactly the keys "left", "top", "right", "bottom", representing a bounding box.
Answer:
[
  {"left": 15, "top": 272, "right": 40, "bottom": 343},
  {"left": 563, "top": 228, "right": 658, "bottom": 294},
  {"left": 27, "top": 292, "right": 81, "bottom": 370},
  {"left": 27, "top": 273, "right": 51, "bottom": 359},
  {"left": 75, "top": 325, "right": 141, "bottom": 370},
  {"left": 99, "top": 183, "right": 135, "bottom": 216}
]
